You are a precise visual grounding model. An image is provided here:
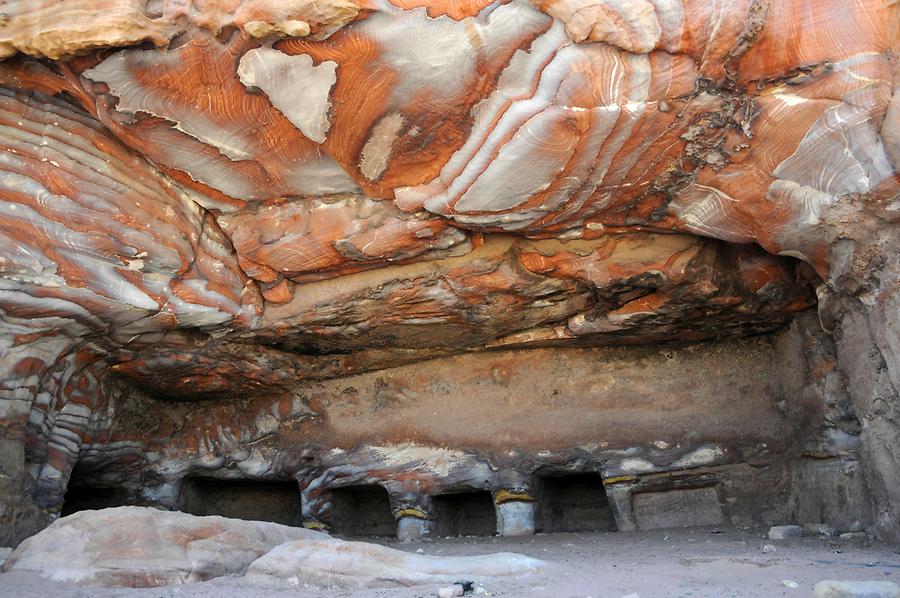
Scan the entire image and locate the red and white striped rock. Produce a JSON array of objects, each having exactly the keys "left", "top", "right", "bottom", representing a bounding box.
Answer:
[{"left": 0, "top": 0, "right": 898, "bottom": 547}]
